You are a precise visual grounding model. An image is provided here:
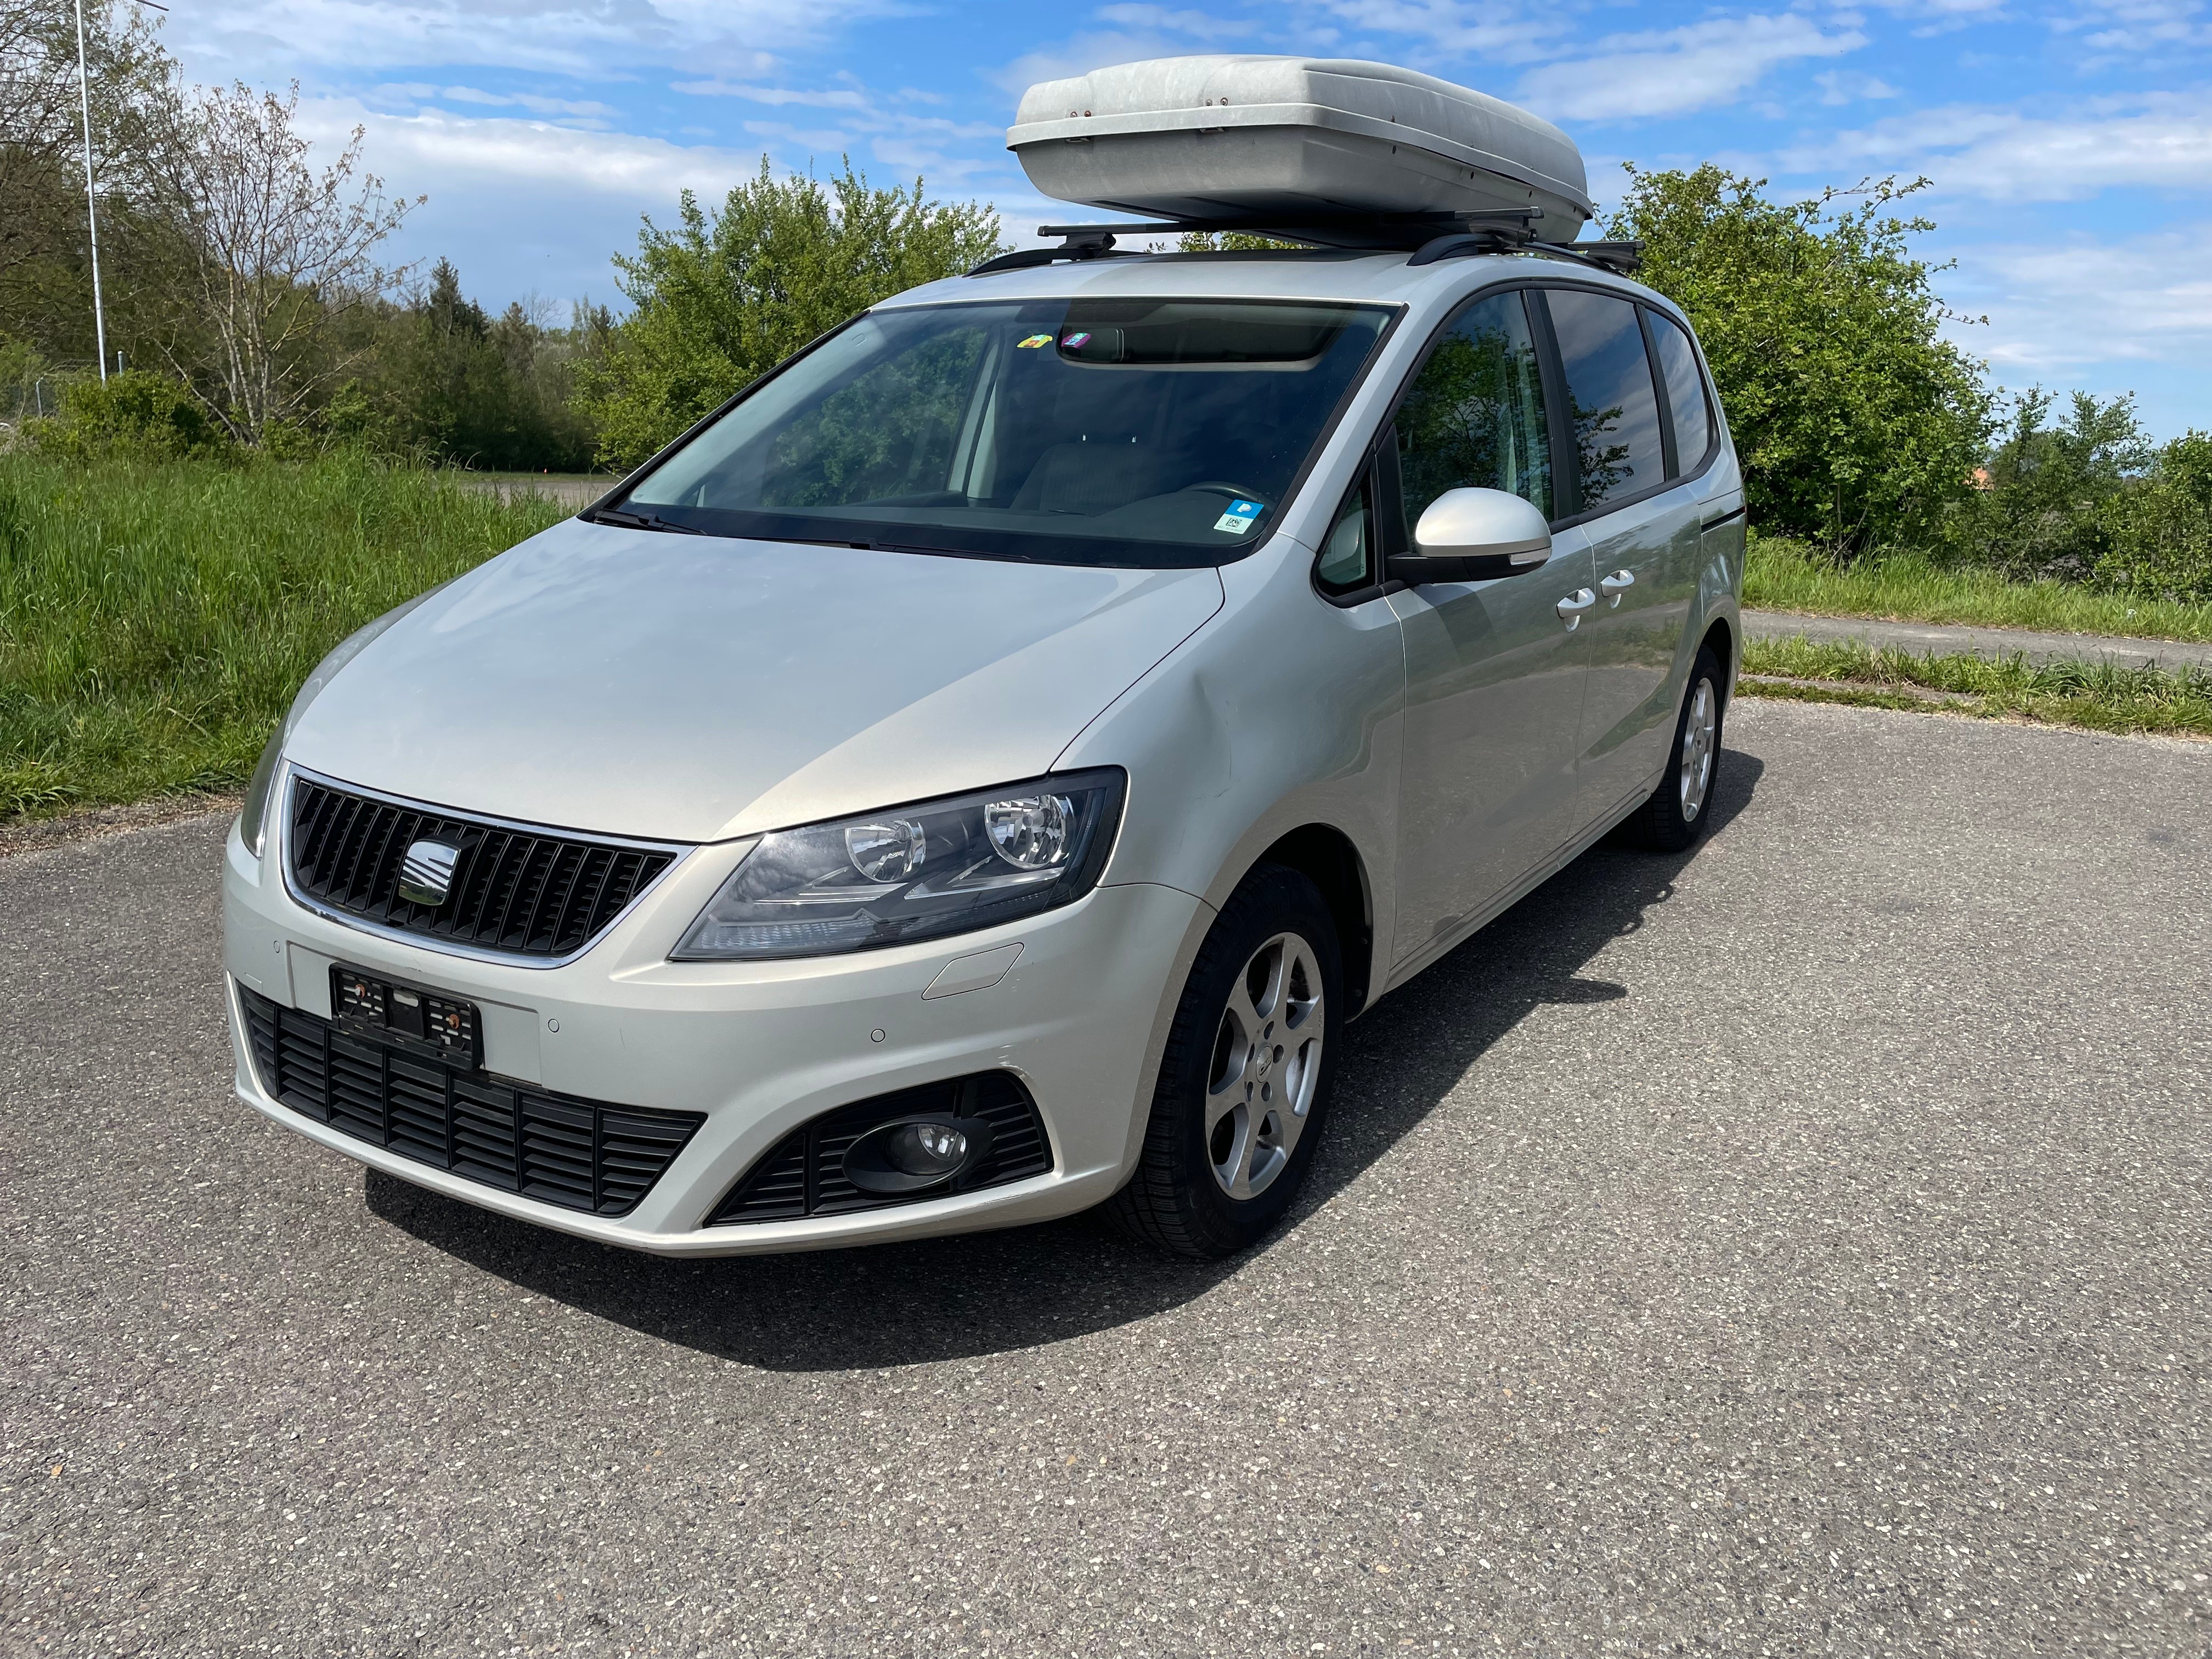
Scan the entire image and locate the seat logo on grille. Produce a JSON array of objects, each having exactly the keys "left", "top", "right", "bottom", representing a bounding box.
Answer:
[{"left": 396, "top": 838, "right": 465, "bottom": 907}]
